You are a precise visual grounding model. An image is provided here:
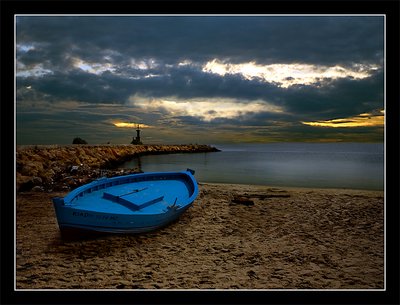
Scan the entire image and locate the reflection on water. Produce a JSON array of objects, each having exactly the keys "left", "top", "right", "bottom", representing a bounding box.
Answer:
[{"left": 122, "top": 143, "right": 384, "bottom": 190}]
